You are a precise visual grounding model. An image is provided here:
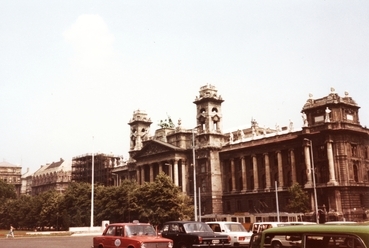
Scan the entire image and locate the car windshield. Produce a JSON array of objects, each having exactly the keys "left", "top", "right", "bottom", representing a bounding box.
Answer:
[
  {"left": 184, "top": 223, "right": 213, "bottom": 233},
  {"left": 125, "top": 225, "right": 157, "bottom": 236},
  {"left": 225, "top": 223, "right": 247, "bottom": 232}
]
